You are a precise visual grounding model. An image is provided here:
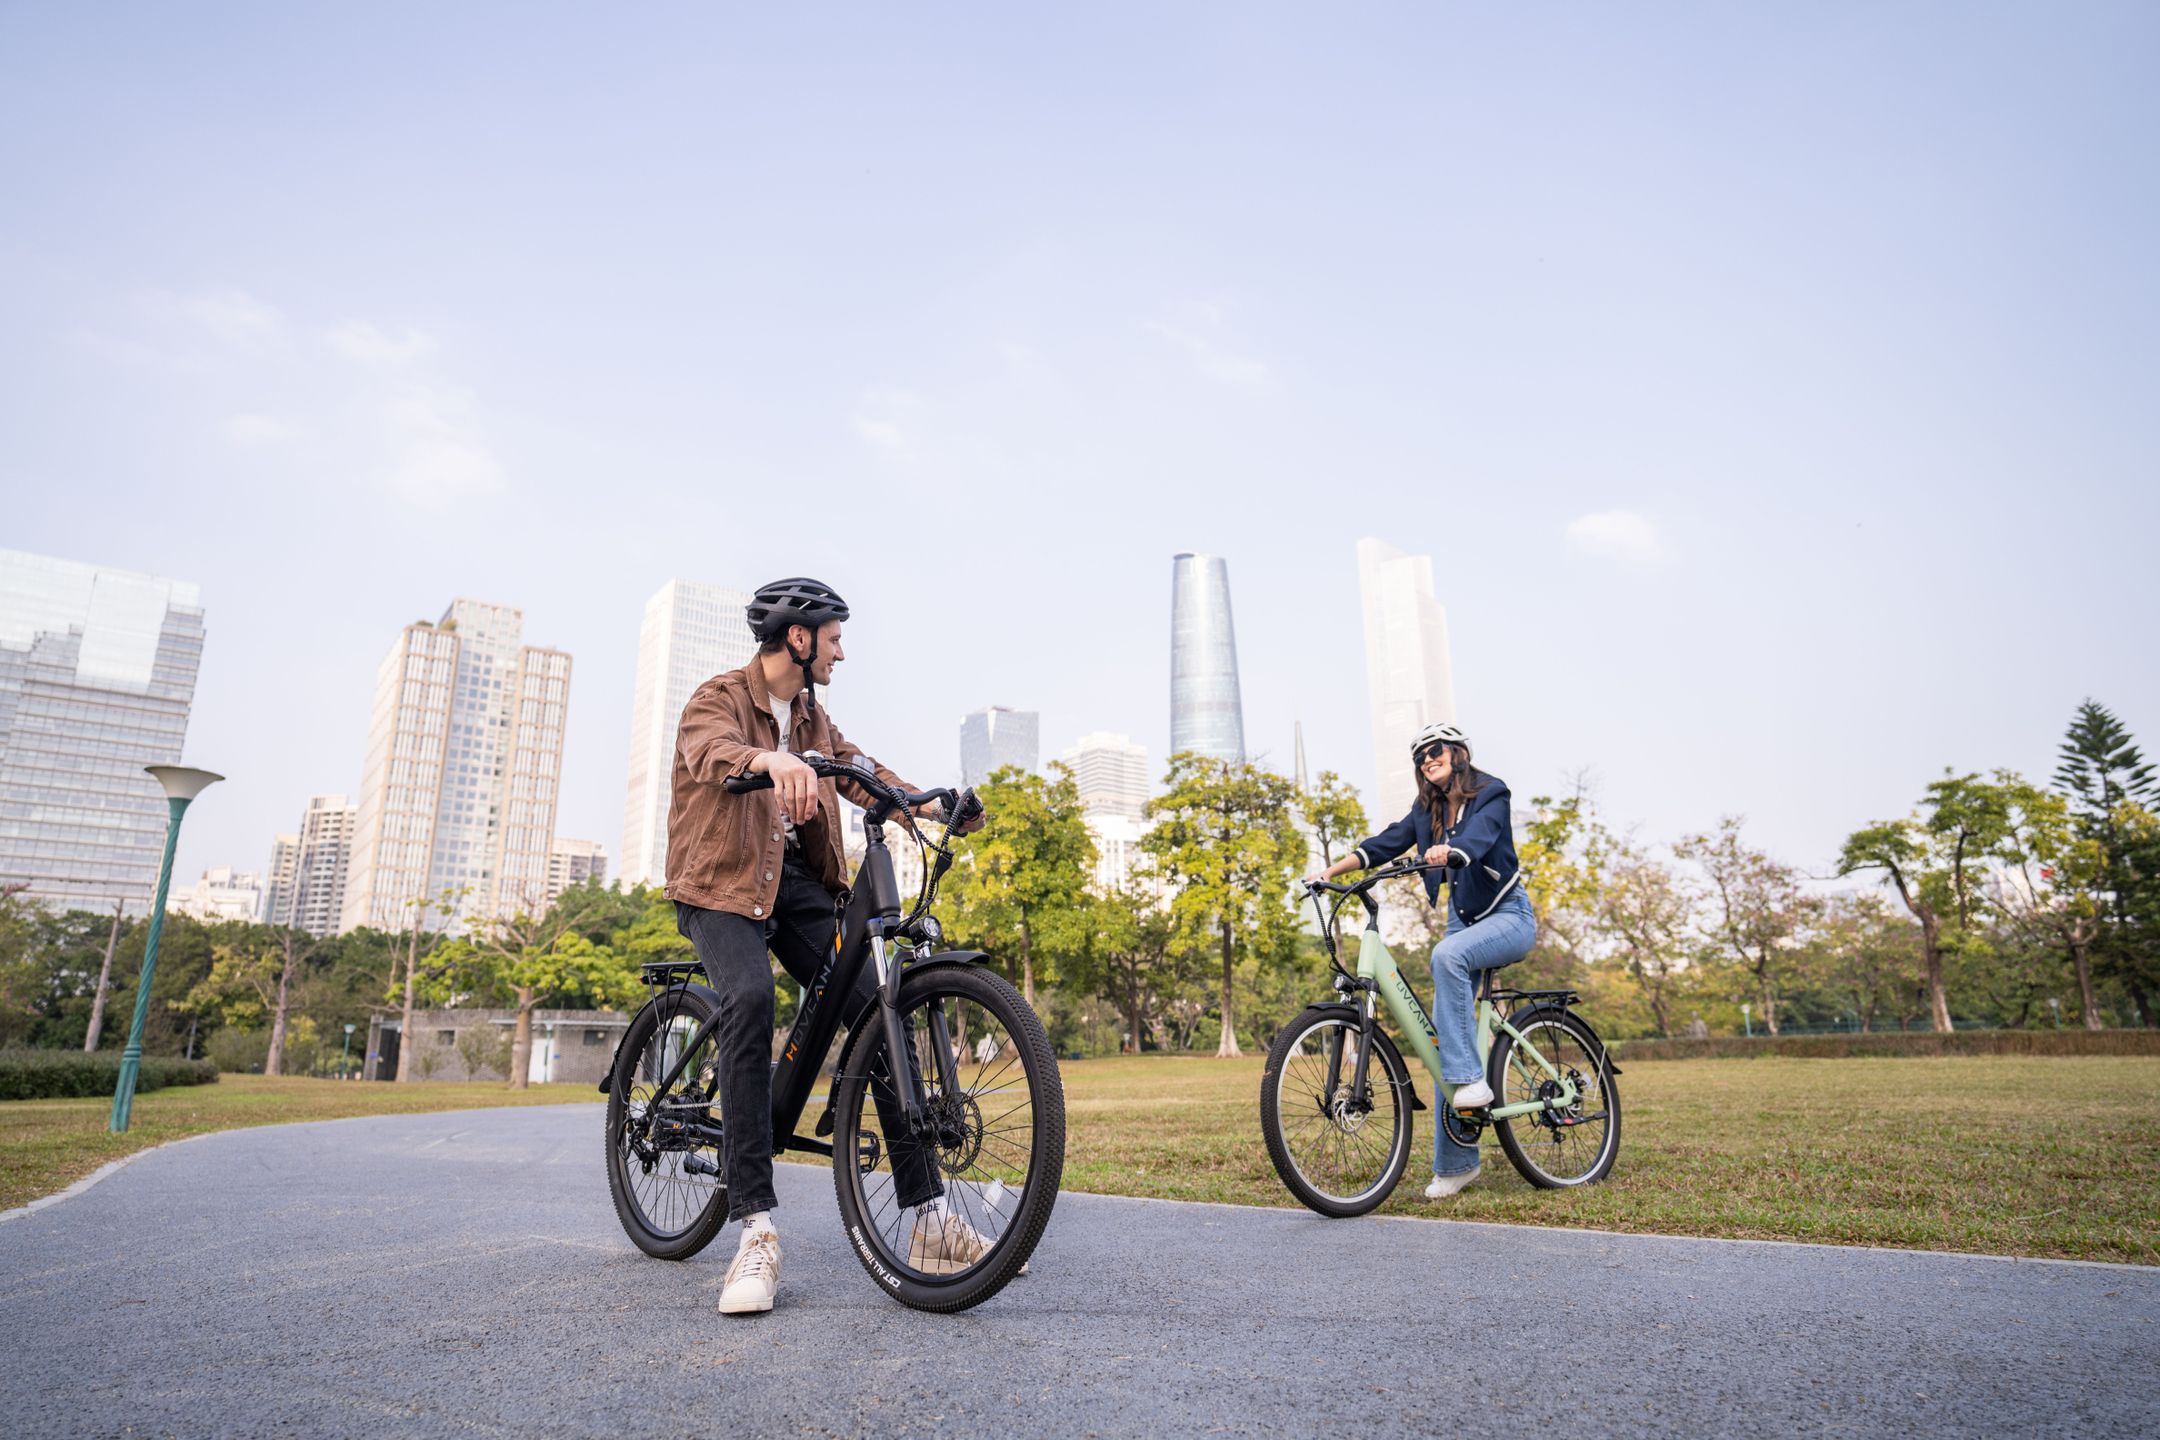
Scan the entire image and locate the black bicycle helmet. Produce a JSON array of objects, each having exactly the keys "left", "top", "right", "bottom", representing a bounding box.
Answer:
[{"left": 746, "top": 577, "right": 850, "bottom": 711}]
